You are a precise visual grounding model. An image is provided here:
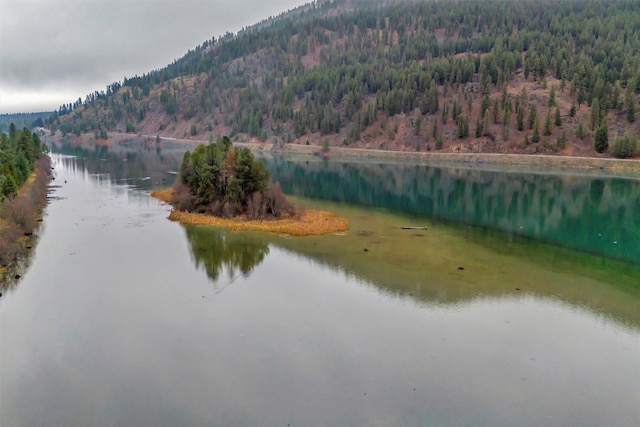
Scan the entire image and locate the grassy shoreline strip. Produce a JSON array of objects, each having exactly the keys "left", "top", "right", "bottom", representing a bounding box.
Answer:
[{"left": 151, "top": 188, "right": 348, "bottom": 236}]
